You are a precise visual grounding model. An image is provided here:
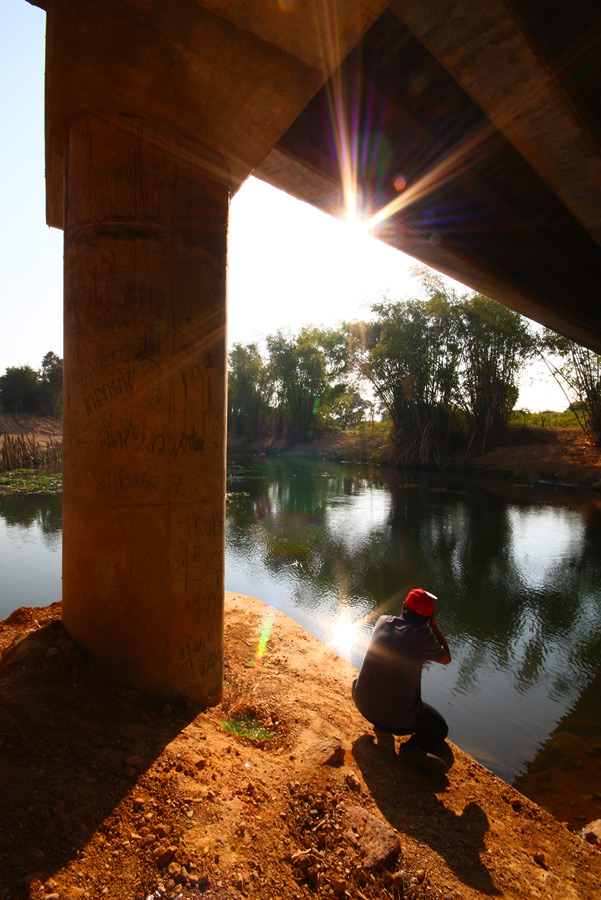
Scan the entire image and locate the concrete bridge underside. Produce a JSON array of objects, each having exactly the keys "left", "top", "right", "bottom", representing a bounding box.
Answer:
[{"left": 27, "top": 0, "right": 601, "bottom": 702}]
